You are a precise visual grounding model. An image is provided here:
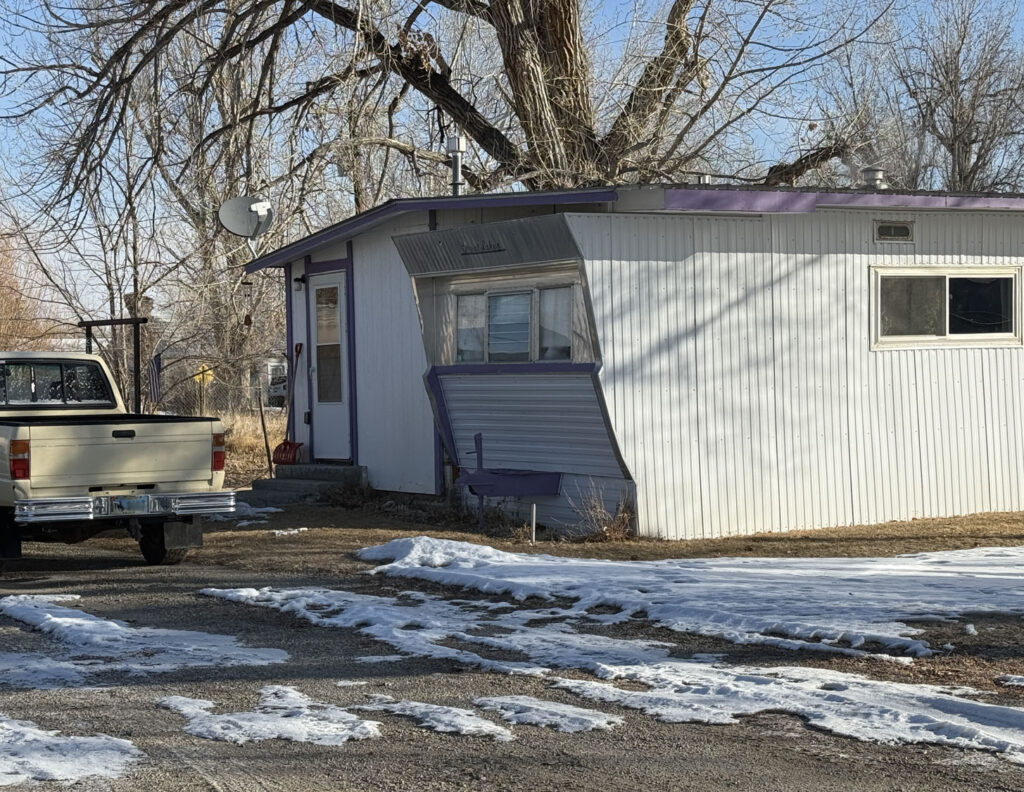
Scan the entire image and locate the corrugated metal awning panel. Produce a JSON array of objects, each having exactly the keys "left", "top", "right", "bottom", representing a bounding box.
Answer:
[
  {"left": 439, "top": 372, "right": 626, "bottom": 479},
  {"left": 394, "top": 214, "right": 582, "bottom": 277}
]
